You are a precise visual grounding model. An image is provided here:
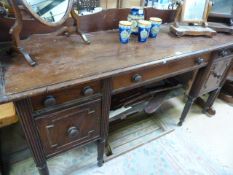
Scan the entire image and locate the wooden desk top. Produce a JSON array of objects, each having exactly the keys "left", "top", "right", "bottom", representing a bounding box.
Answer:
[{"left": 1, "top": 25, "right": 233, "bottom": 103}]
